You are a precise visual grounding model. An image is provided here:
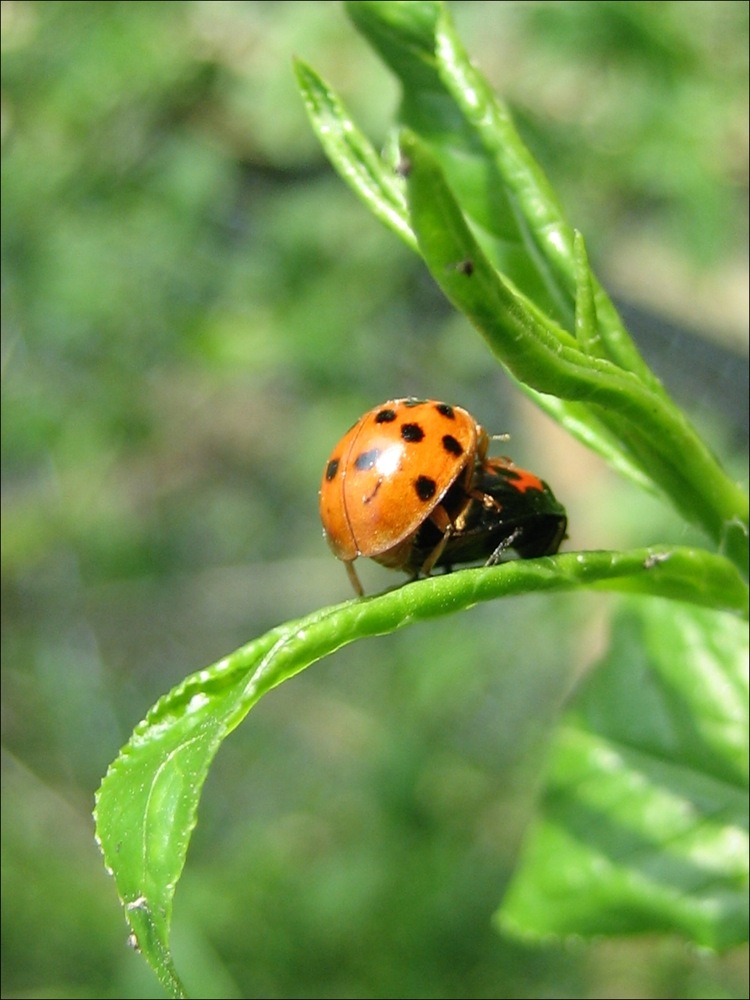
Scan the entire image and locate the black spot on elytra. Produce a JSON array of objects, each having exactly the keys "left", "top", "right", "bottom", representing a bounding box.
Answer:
[
  {"left": 355, "top": 449, "right": 380, "bottom": 471},
  {"left": 435, "top": 403, "right": 455, "bottom": 419},
  {"left": 442, "top": 434, "right": 463, "bottom": 456},
  {"left": 325, "top": 458, "right": 340, "bottom": 481},
  {"left": 414, "top": 475, "right": 437, "bottom": 502},
  {"left": 375, "top": 408, "right": 397, "bottom": 424},
  {"left": 401, "top": 422, "right": 424, "bottom": 443}
]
